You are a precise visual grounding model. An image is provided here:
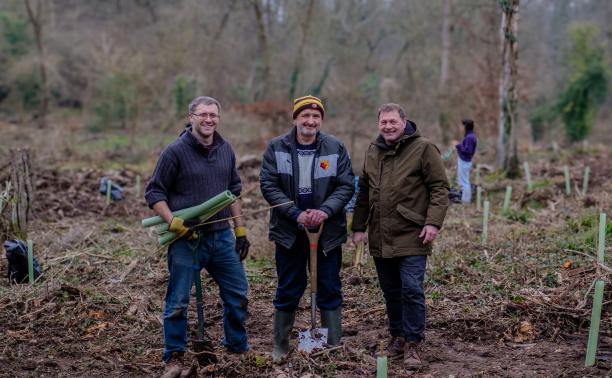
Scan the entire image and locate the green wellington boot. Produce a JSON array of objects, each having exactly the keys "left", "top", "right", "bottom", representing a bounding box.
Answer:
[
  {"left": 271, "top": 309, "right": 296, "bottom": 363},
  {"left": 320, "top": 308, "right": 342, "bottom": 346}
]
